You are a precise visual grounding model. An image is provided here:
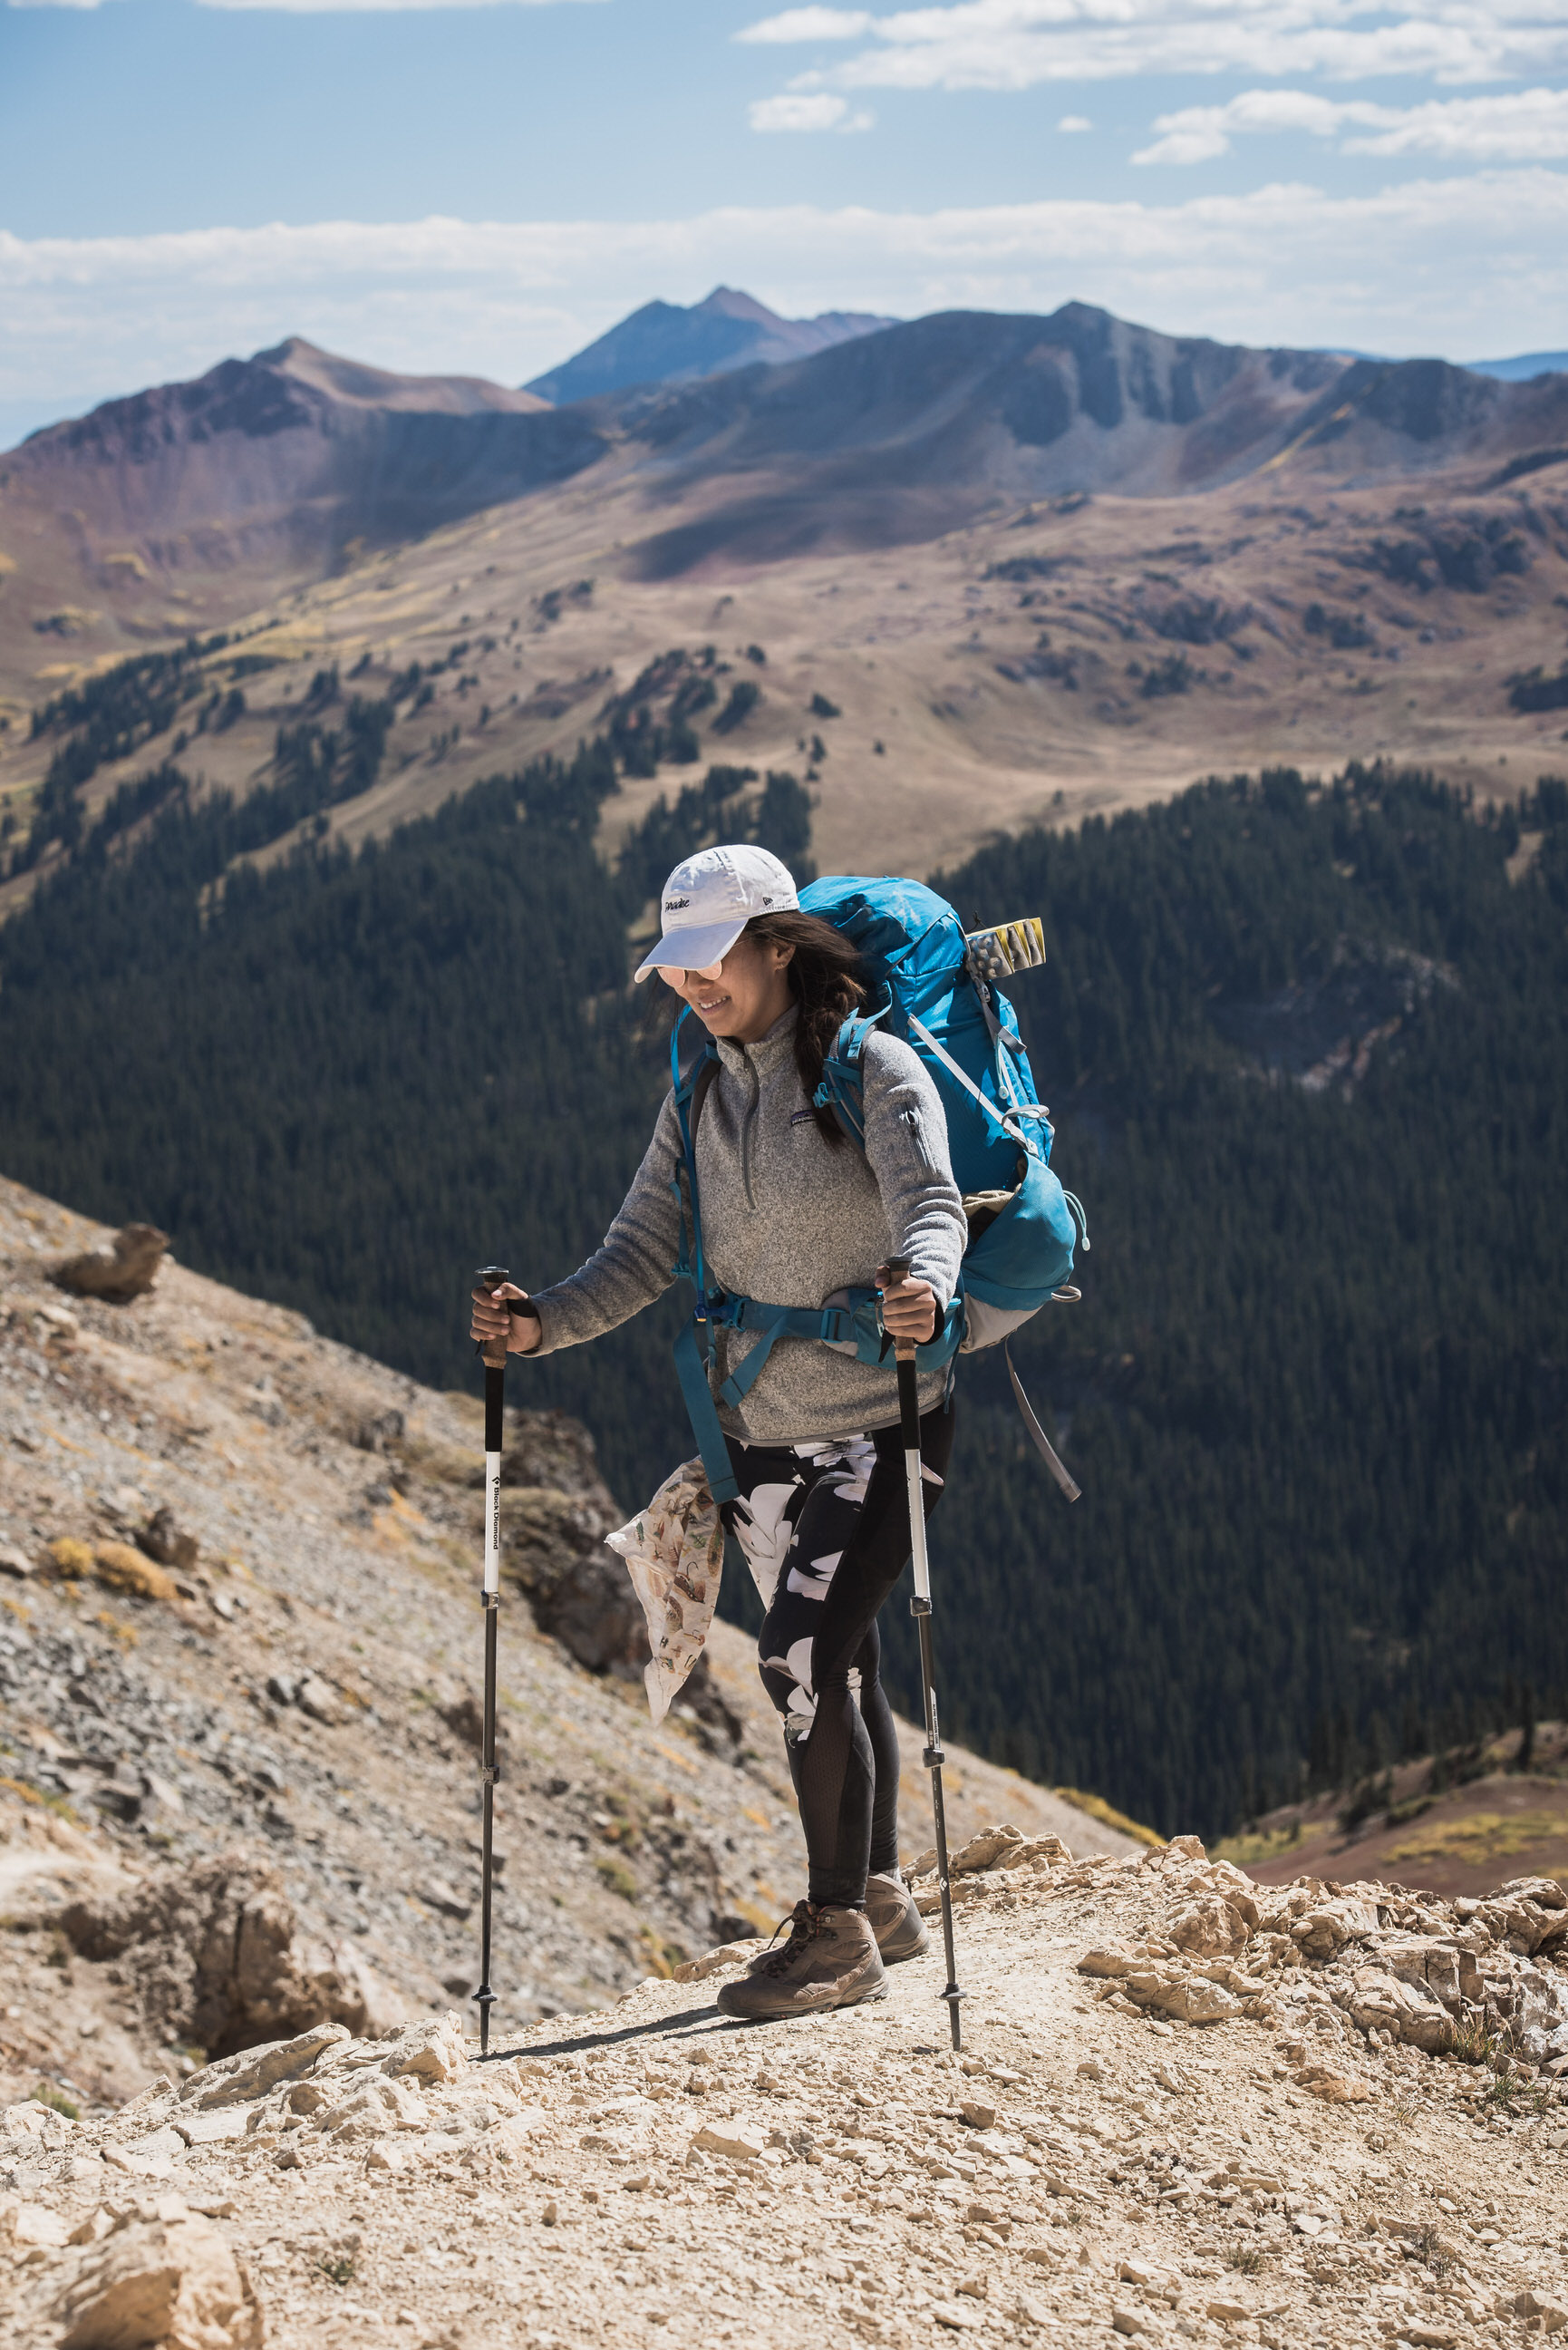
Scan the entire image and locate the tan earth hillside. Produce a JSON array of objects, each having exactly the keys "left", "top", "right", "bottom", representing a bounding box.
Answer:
[
  {"left": 0, "top": 1170, "right": 1135, "bottom": 2120},
  {"left": 3, "top": 327, "right": 1567, "bottom": 894},
  {"left": 1220, "top": 1729, "right": 1568, "bottom": 1903}
]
